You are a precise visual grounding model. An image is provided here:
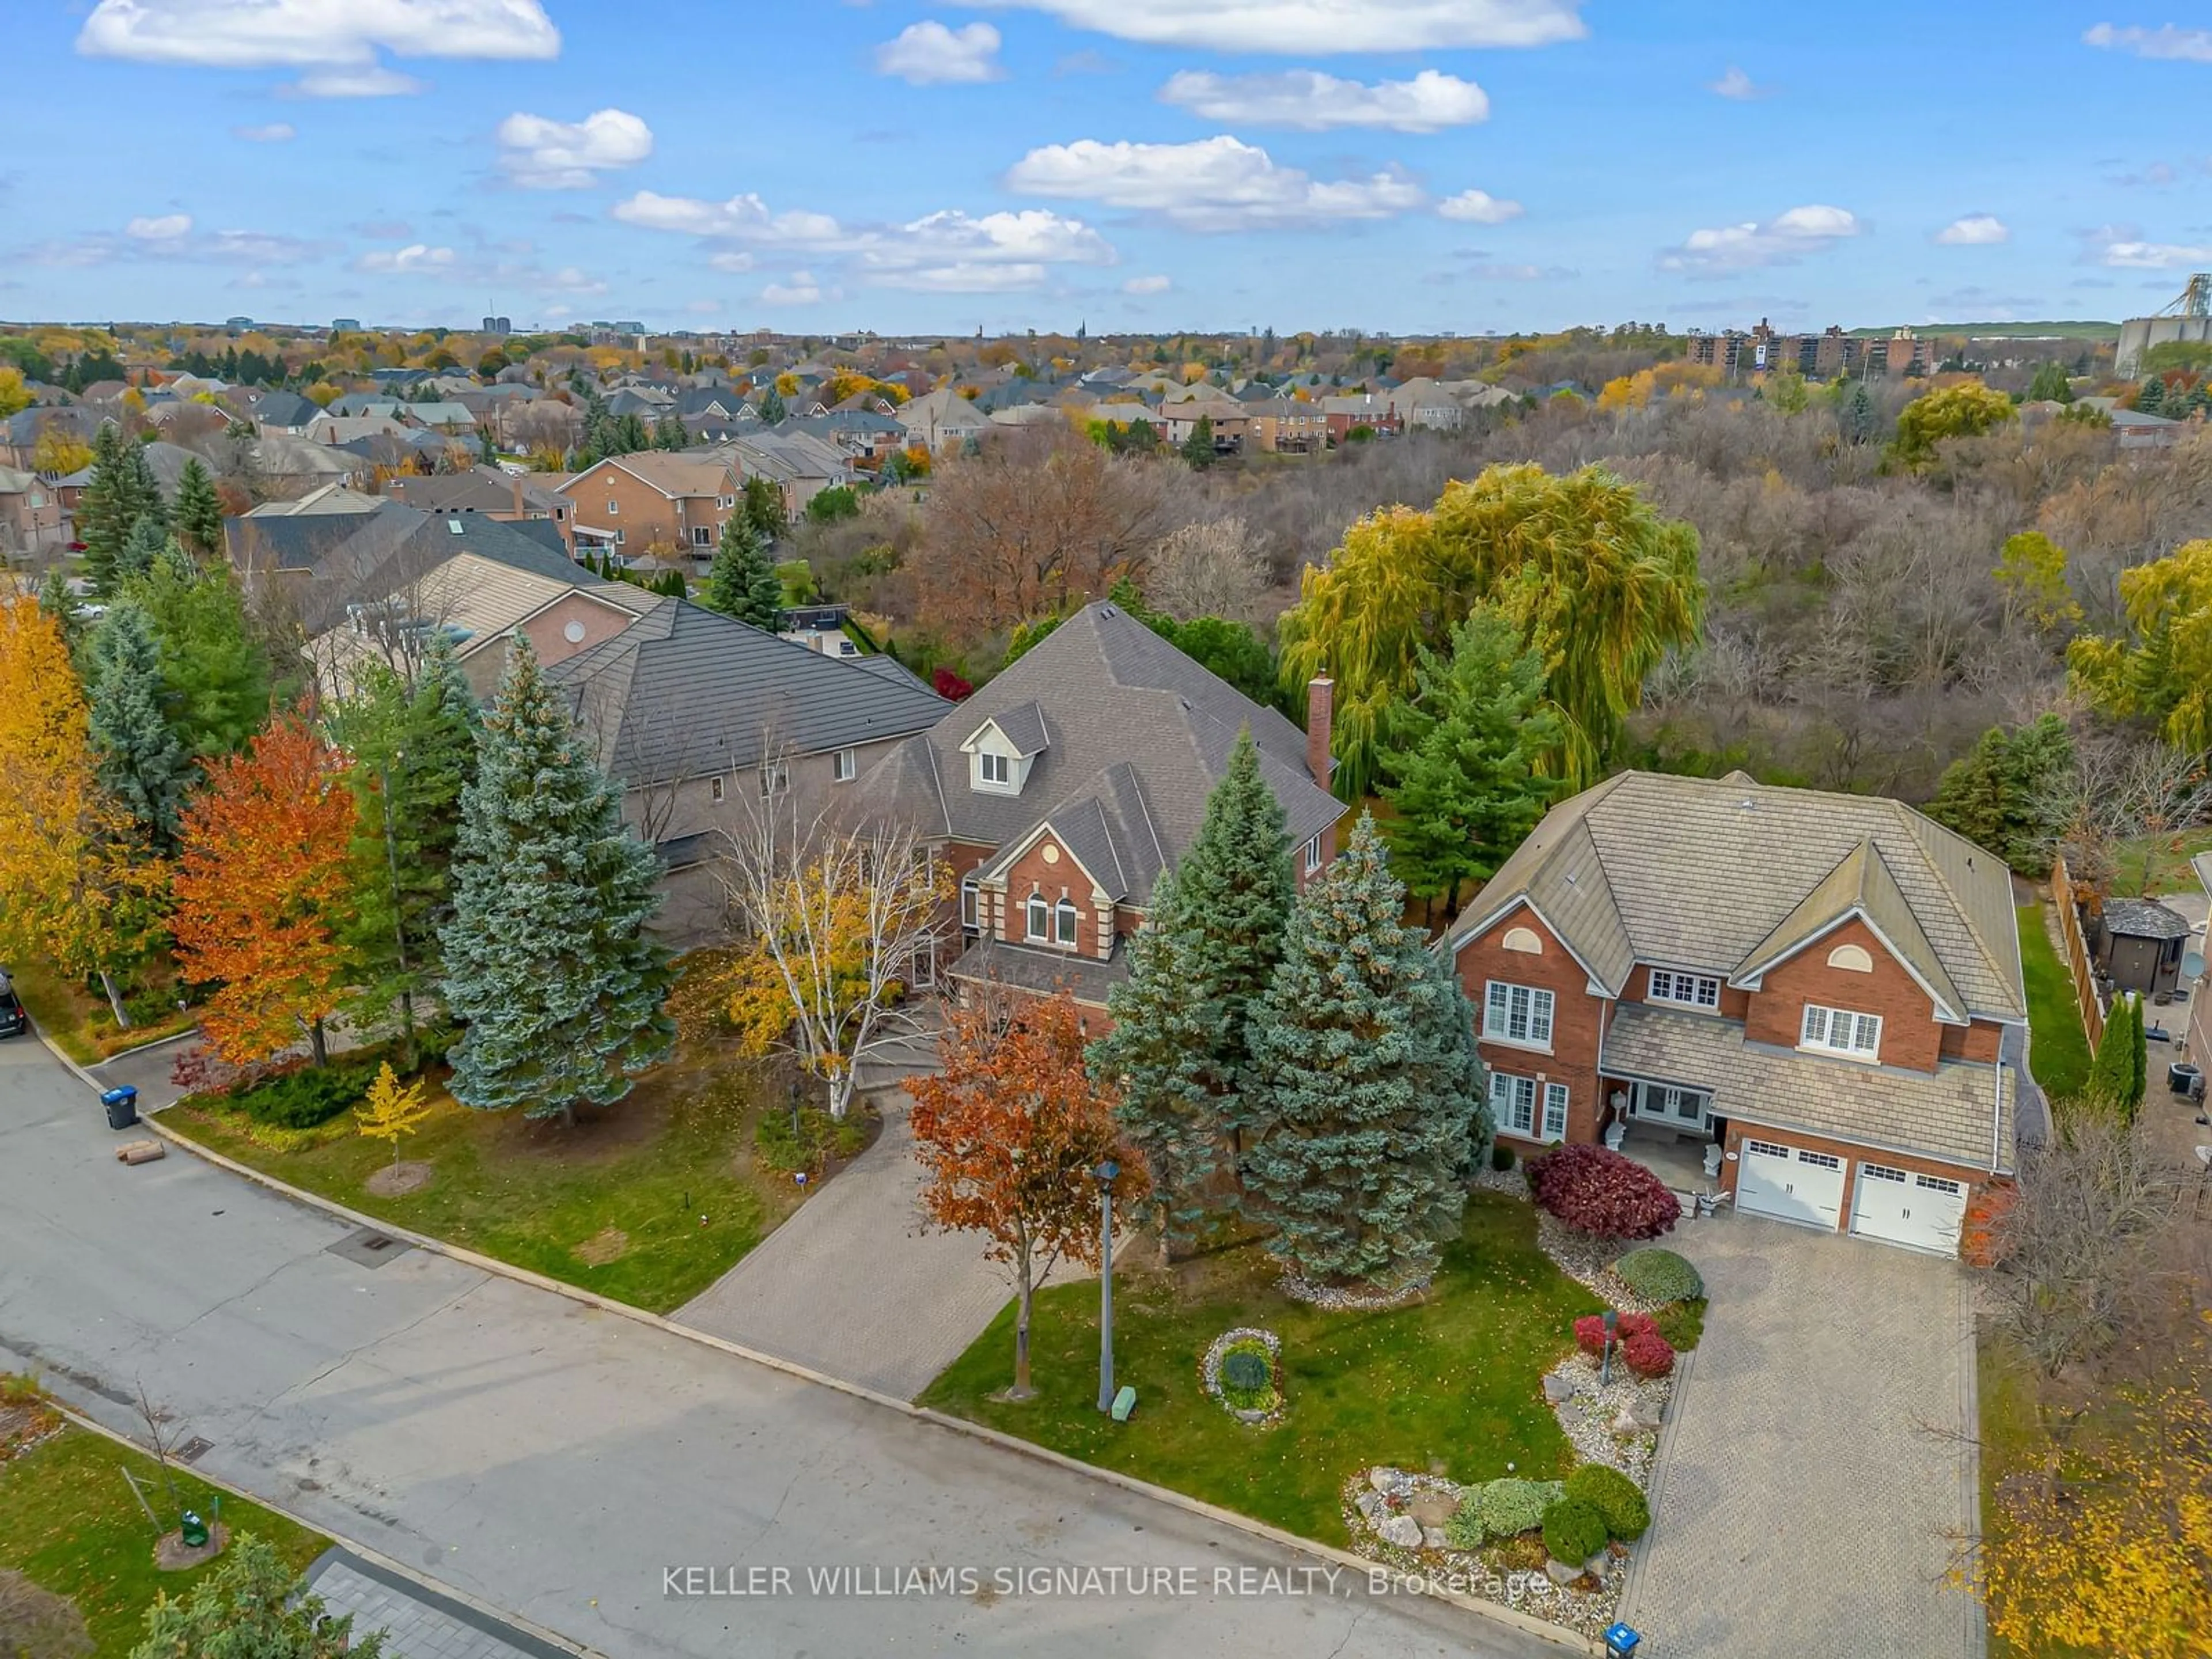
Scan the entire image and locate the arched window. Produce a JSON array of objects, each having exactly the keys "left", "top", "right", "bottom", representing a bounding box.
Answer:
[
  {"left": 1055, "top": 898, "right": 1080, "bottom": 946},
  {"left": 1502, "top": 926, "right": 1543, "bottom": 955},
  {"left": 1827, "top": 943, "right": 1874, "bottom": 973},
  {"left": 1026, "top": 894, "right": 1050, "bottom": 941}
]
